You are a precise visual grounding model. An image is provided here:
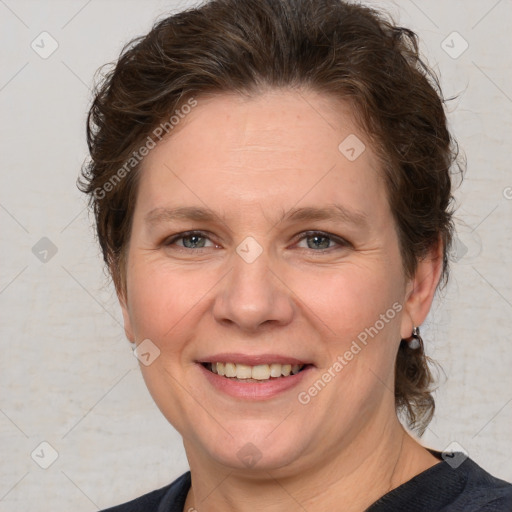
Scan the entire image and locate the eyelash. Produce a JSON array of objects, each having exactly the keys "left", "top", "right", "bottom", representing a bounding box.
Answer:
[{"left": 163, "top": 230, "right": 350, "bottom": 253}]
